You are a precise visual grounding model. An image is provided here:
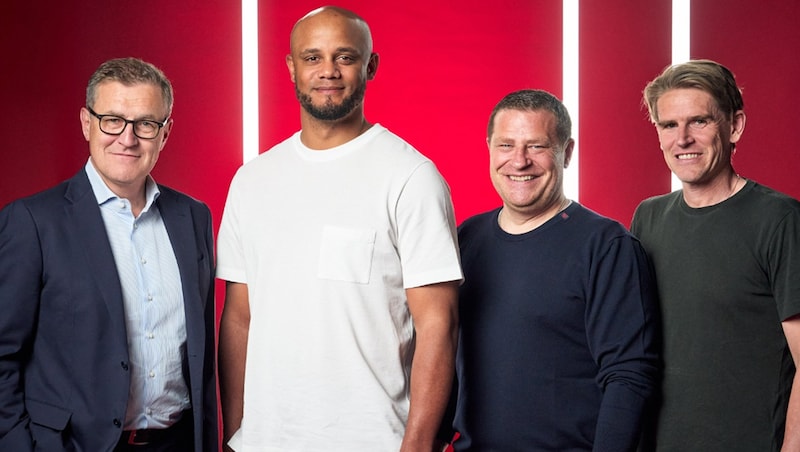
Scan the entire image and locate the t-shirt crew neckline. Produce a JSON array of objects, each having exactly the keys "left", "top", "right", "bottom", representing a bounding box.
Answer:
[
  {"left": 492, "top": 202, "right": 575, "bottom": 241},
  {"left": 678, "top": 179, "right": 753, "bottom": 216},
  {"left": 293, "top": 123, "right": 384, "bottom": 162}
]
